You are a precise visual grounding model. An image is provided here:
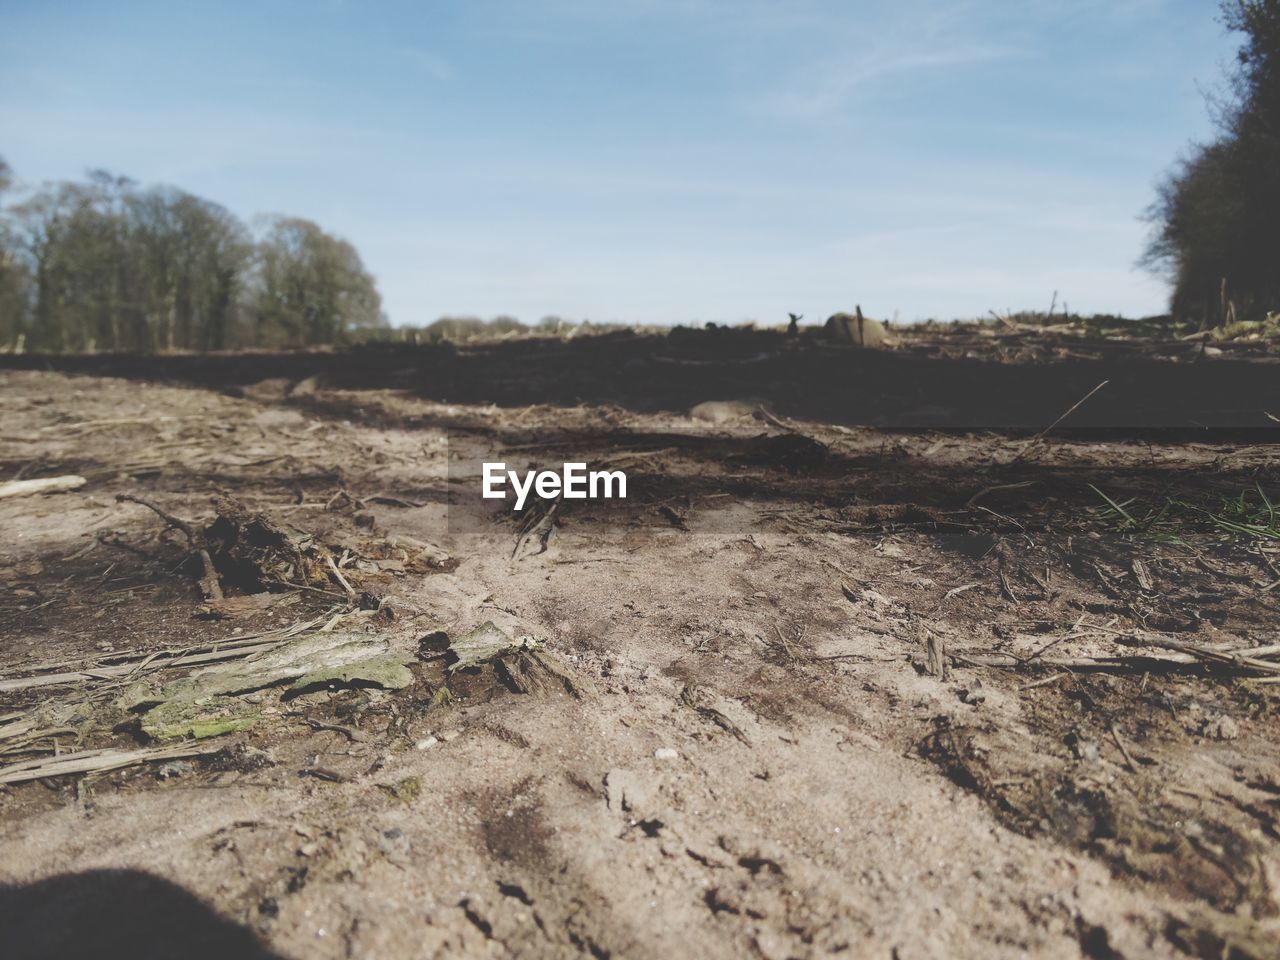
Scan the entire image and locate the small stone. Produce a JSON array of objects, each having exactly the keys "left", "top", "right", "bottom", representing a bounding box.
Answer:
[
  {"left": 415, "top": 736, "right": 439, "bottom": 751},
  {"left": 378, "top": 826, "right": 411, "bottom": 866},
  {"left": 654, "top": 747, "right": 679, "bottom": 761},
  {"left": 289, "top": 375, "right": 321, "bottom": 397},
  {"left": 230, "top": 744, "right": 275, "bottom": 771},
  {"left": 689, "top": 399, "right": 759, "bottom": 424},
  {"left": 1067, "top": 731, "right": 1100, "bottom": 763},
  {"left": 605, "top": 768, "right": 655, "bottom": 812},
  {"left": 1204, "top": 715, "right": 1240, "bottom": 740}
]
